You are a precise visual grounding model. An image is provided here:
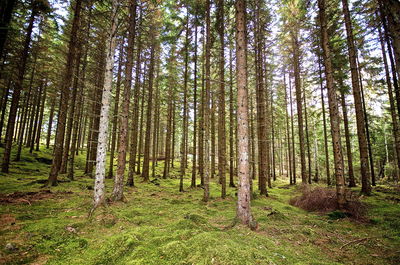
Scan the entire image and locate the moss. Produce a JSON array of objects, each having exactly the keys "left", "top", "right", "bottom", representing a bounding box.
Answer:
[{"left": 1, "top": 146, "right": 400, "bottom": 264}]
